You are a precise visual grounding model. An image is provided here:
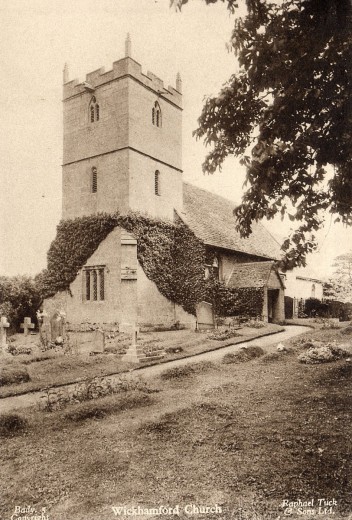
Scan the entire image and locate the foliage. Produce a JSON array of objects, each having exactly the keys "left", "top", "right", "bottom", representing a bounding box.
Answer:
[
  {"left": 0, "top": 364, "right": 30, "bottom": 386},
  {"left": 298, "top": 344, "right": 349, "bottom": 364},
  {"left": 205, "top": 279, "right": 264, "bottom": 316},
  {"left": 222, "top": 345, "right": 264, "bottom": 363},
  {"left": 41, "top": 374, "right": 153, "bottom": 412},
  {"left": 302, "top": 297, "right": 352, "bottom": 319},
  {"left": 37, "top": 212, "right": 265, "bottom": 317},
  {"left": 207, "top": 328, "right": 241, "bottom": 341},
  {"left": 0, "top": 413, "right": 29, "bottom": 437},
  {"left": 173, "top": 0, "right": 352, "bottom": 268},
  {"left": 341, "top": 324, "right": 352, "bottom": 335},
  {"left": 0, "top": 275, "right": 41, "bottom": 331},
  {"left": 35, "top": 214, "right": 120, "bottom": 299},
  {"left": 324, "top": 251, "right": 352, "bottom": 302},
  {"left": 303, "top": 297, "right": 329, "bottom": 317},
  {"left": 160, "top": 361, "right": 215, "bottom": 380},
  {"left": 243, "top": 317, "right": 265, "bottom": 328}
]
